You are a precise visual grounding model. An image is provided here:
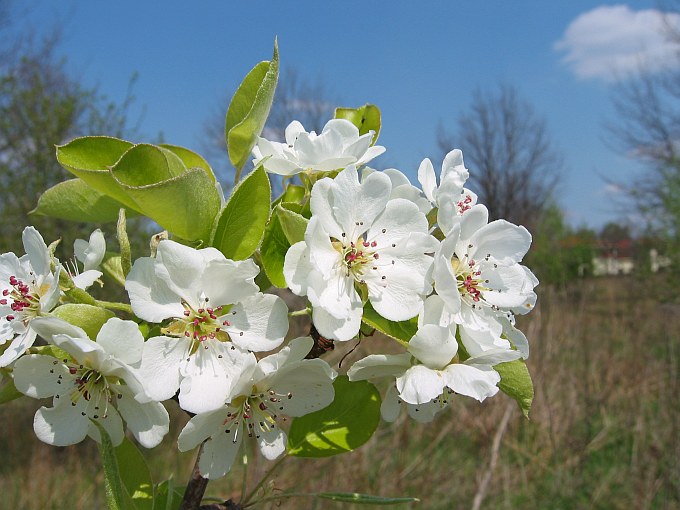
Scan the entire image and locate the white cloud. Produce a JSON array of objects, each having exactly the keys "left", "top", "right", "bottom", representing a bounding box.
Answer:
[{"left": 555, "top": 5, "right": 680, "bottom": 81}]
